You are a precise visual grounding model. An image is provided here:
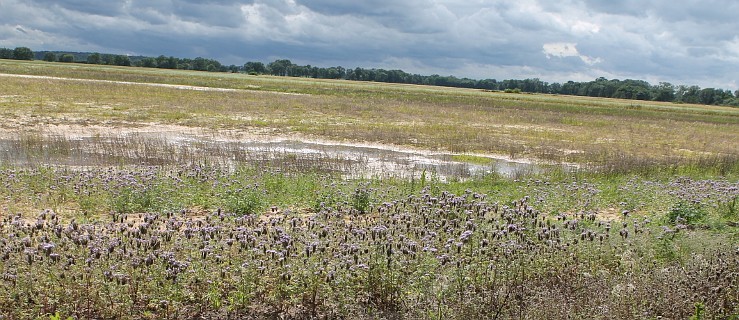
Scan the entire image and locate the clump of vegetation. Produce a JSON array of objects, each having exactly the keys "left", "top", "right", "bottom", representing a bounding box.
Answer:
[
  {"left": 451, "top": 154, "right": 493, "bottom": 165},
  {"left": 351, "top": 182, "right": 373, "bottom": 213},
  {"left": 667, "top": 200, "right": 705, "bottom": 225},
  {"left": 222, "top": 184, "right": 264, "bottom": 215}
]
